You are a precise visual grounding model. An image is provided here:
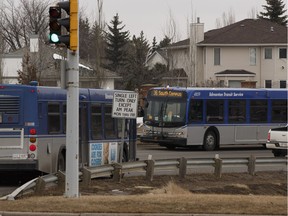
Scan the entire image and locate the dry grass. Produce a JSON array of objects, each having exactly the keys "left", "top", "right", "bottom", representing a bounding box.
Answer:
[
  {"left": 0, "top": 181, "right": 287, "bottom": 215},
  {"left": 149, "top": 180, "right": 191, "bottom": 195}
]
